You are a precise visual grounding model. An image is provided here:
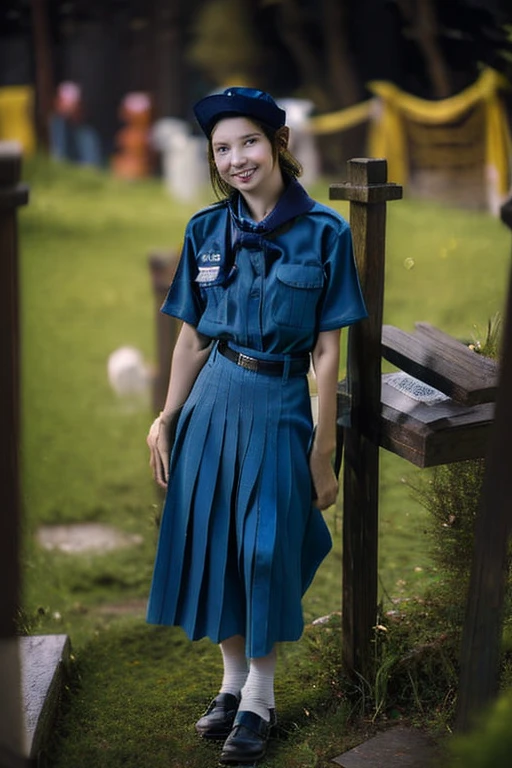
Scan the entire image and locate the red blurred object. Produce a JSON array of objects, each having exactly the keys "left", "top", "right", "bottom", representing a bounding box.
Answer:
[
  {"left": 111, "top": 92, "right": 153, "bottom": 179},
  {"left": 54, "top": 81, "right": 83, "bottom": 123}
]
